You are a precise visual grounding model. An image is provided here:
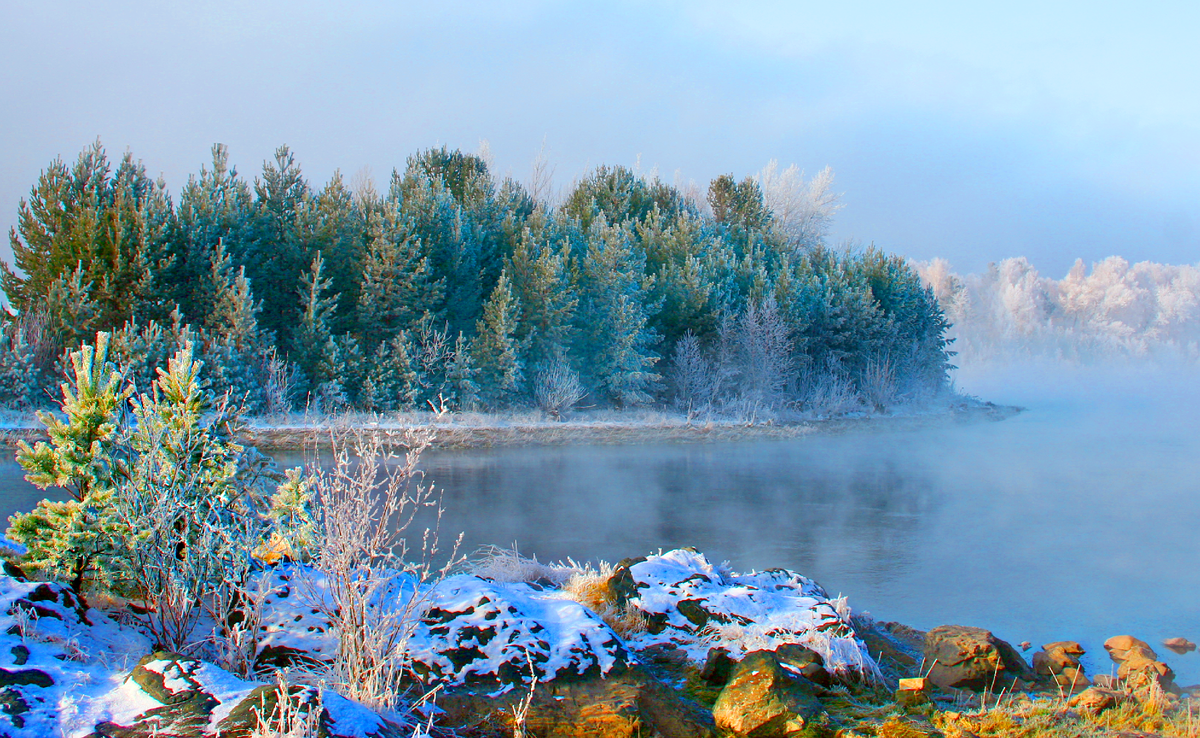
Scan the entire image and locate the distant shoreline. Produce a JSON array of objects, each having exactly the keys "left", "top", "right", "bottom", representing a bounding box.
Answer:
[{"left": 0, "top": 402, "right": 1020, "bottom": 452}]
